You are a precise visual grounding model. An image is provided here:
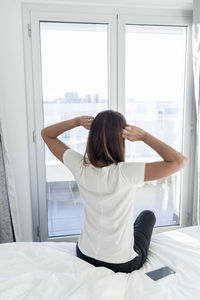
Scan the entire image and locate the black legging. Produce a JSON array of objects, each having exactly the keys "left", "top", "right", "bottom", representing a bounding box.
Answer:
[{"left": 76, "top": 210, "right": 156, "bottom": 273}]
